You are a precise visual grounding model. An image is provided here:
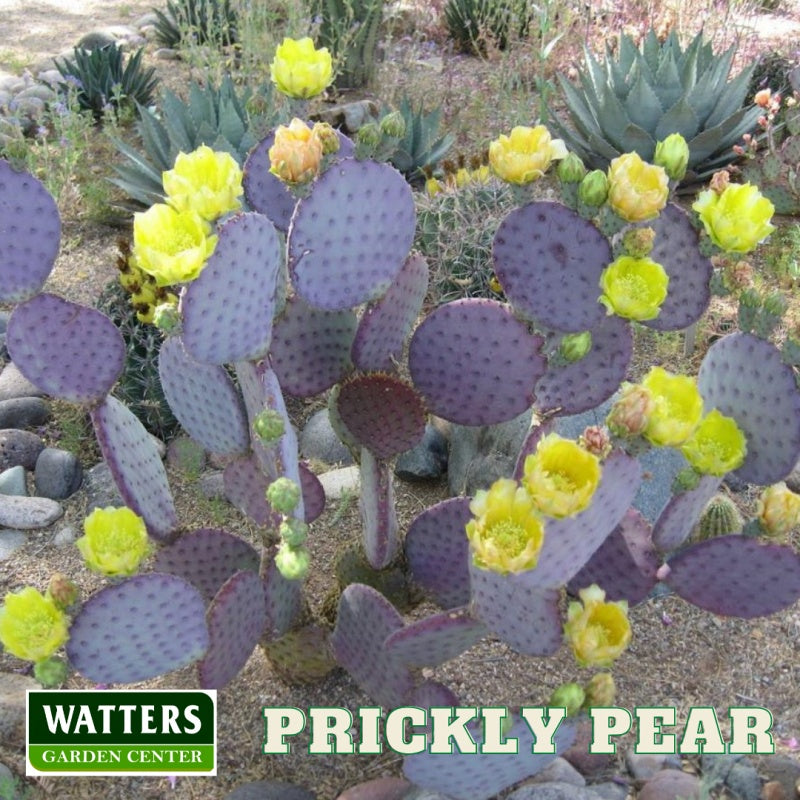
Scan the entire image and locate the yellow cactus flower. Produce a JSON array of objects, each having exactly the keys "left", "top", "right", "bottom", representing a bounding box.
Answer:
[
  {"left": 270, "top": 37, "right": 333, "bottom": 99},
  {"left": 756, "top": 482, "right": 800, "bottom": 537},
  {"left": 425, "top": 176, "right": 443, "bottom": 196},
  {"left": 0, "top": 587, "right": 69, "bottom": 663},
  {"left": 466, "top": 478, "right": 546, "bottom": 574},
  {"left": 692, "top": 183, "right": 776, "bottom": 254},
  {"left": 523, "top": 433, "right": 602, "bottom": 518},
  {"left": 599, "top": 255, "right": 669, "bottom": 321},
  {"left": 680, "top": 409, "right": 747, "bottom": 476},
  {"left": 162, "top": 145, "right": 243, "bottom": 222},
  {"left": 77, "top": 506, "right": 152, "bottom": 578},
  {"left": 607, "top": 152, "right": 669, "bottom": 222},
  {"left": 269, "top": 118, "right": 324, "bottom": 185},
  {"left": 606, "top": 382, "right": 655, "bottom": 438},
  {"left": 489, "top": 125, "right": 568, "bottom": 185},
  {"left": 564, "top": 584, "right": 631, "bottom": 668},
  {"left": 640, "top": 367, "right": 704, "bottom": 447},
  {"left": 133, "top": 203, "right": 217, "bottom": 286}
]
